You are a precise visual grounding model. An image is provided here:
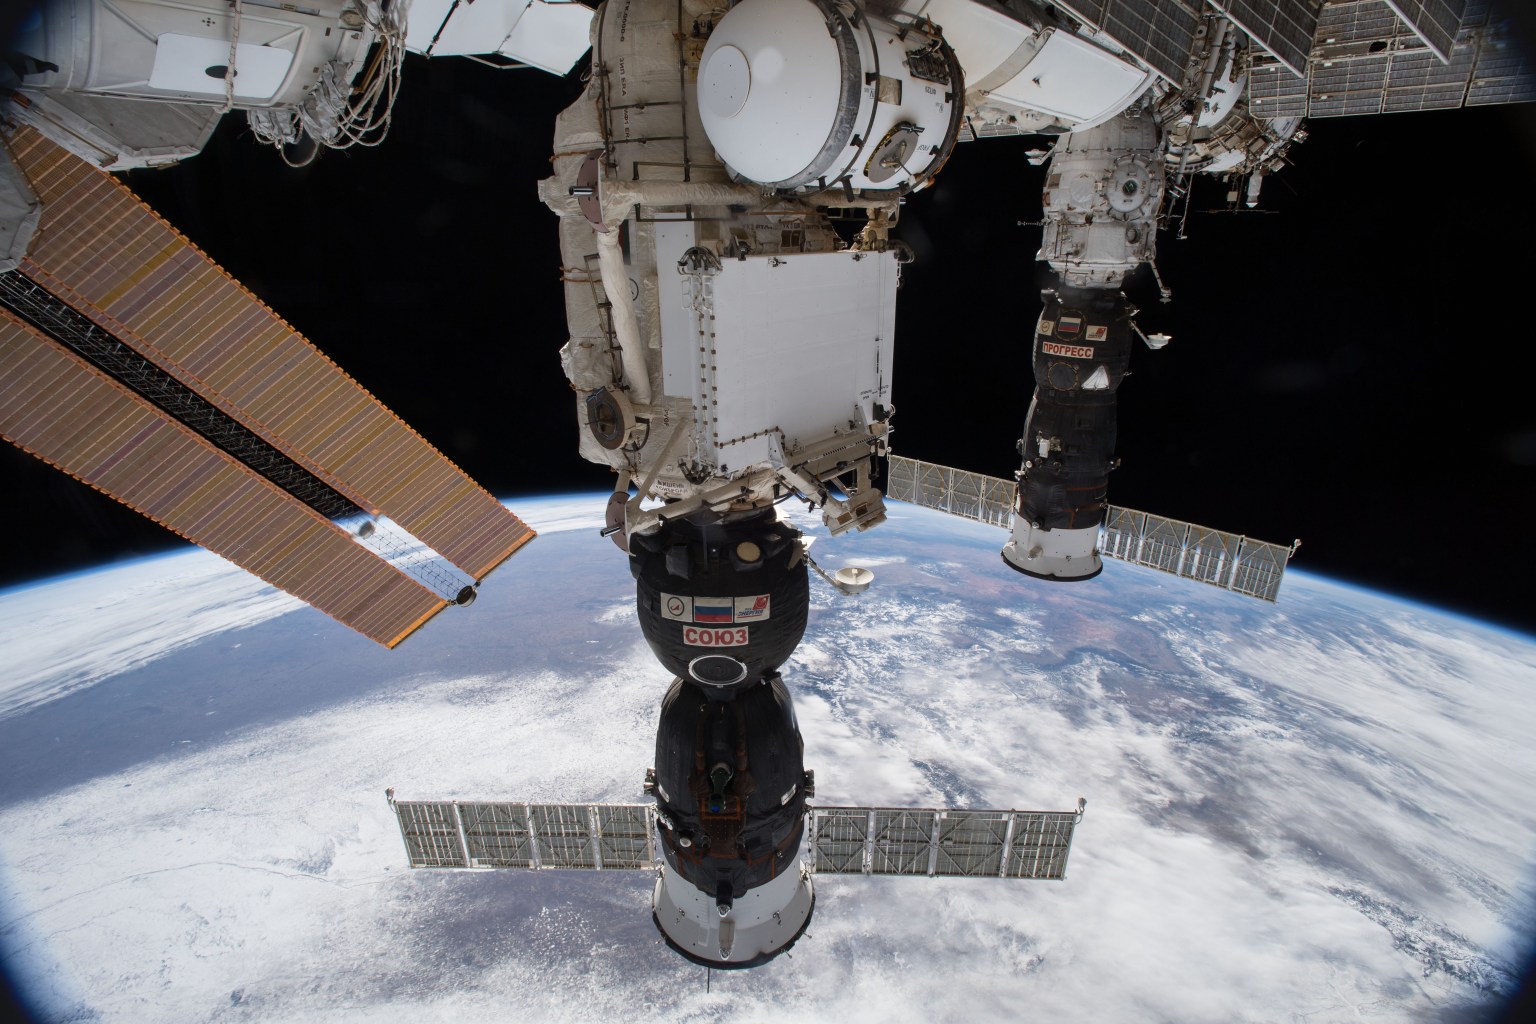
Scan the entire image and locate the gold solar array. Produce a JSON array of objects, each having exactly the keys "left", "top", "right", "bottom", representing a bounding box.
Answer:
[
  {"left": 0, "top": 125, "right": 534, "bottom": 645},
  {"left": 0, "top": 310, "right": 448, "bottom": 646},
  {"left": 6, "top": 124, "right": 532, "bottom": 582}
]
